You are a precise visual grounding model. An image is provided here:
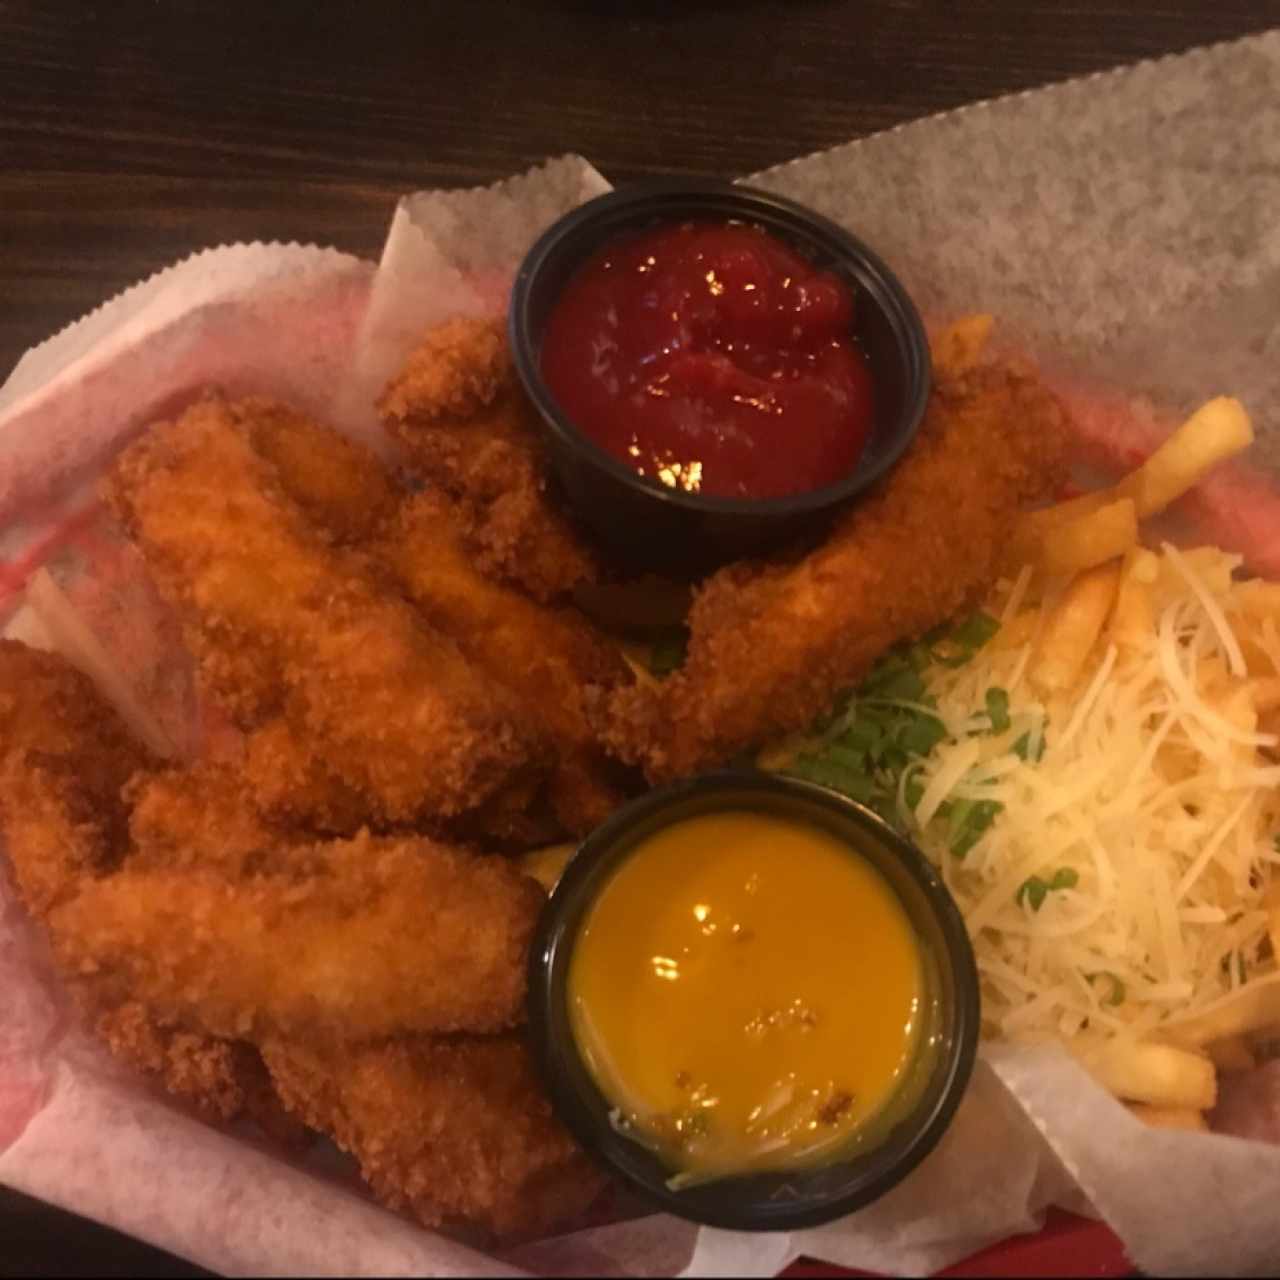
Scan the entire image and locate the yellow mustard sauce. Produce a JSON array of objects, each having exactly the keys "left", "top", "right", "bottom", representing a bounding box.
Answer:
[{"left": 568, "top": 810, "right": 927, "bottom": 1181}]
